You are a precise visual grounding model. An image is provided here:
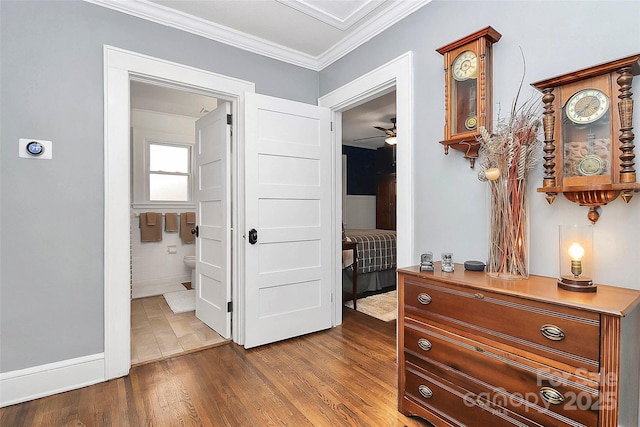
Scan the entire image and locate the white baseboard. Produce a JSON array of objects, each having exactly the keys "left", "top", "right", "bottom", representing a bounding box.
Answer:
[{"left": 0, "top": 353, "right": 105, "bottom": 408}]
